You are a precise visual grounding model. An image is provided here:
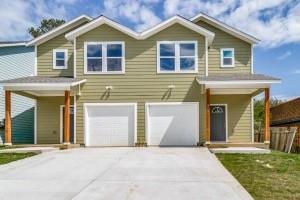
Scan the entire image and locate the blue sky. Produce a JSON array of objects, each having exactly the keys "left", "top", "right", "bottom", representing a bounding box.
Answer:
[{"left": 1, "top": 0, "right": 299, "bottom": 100}]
